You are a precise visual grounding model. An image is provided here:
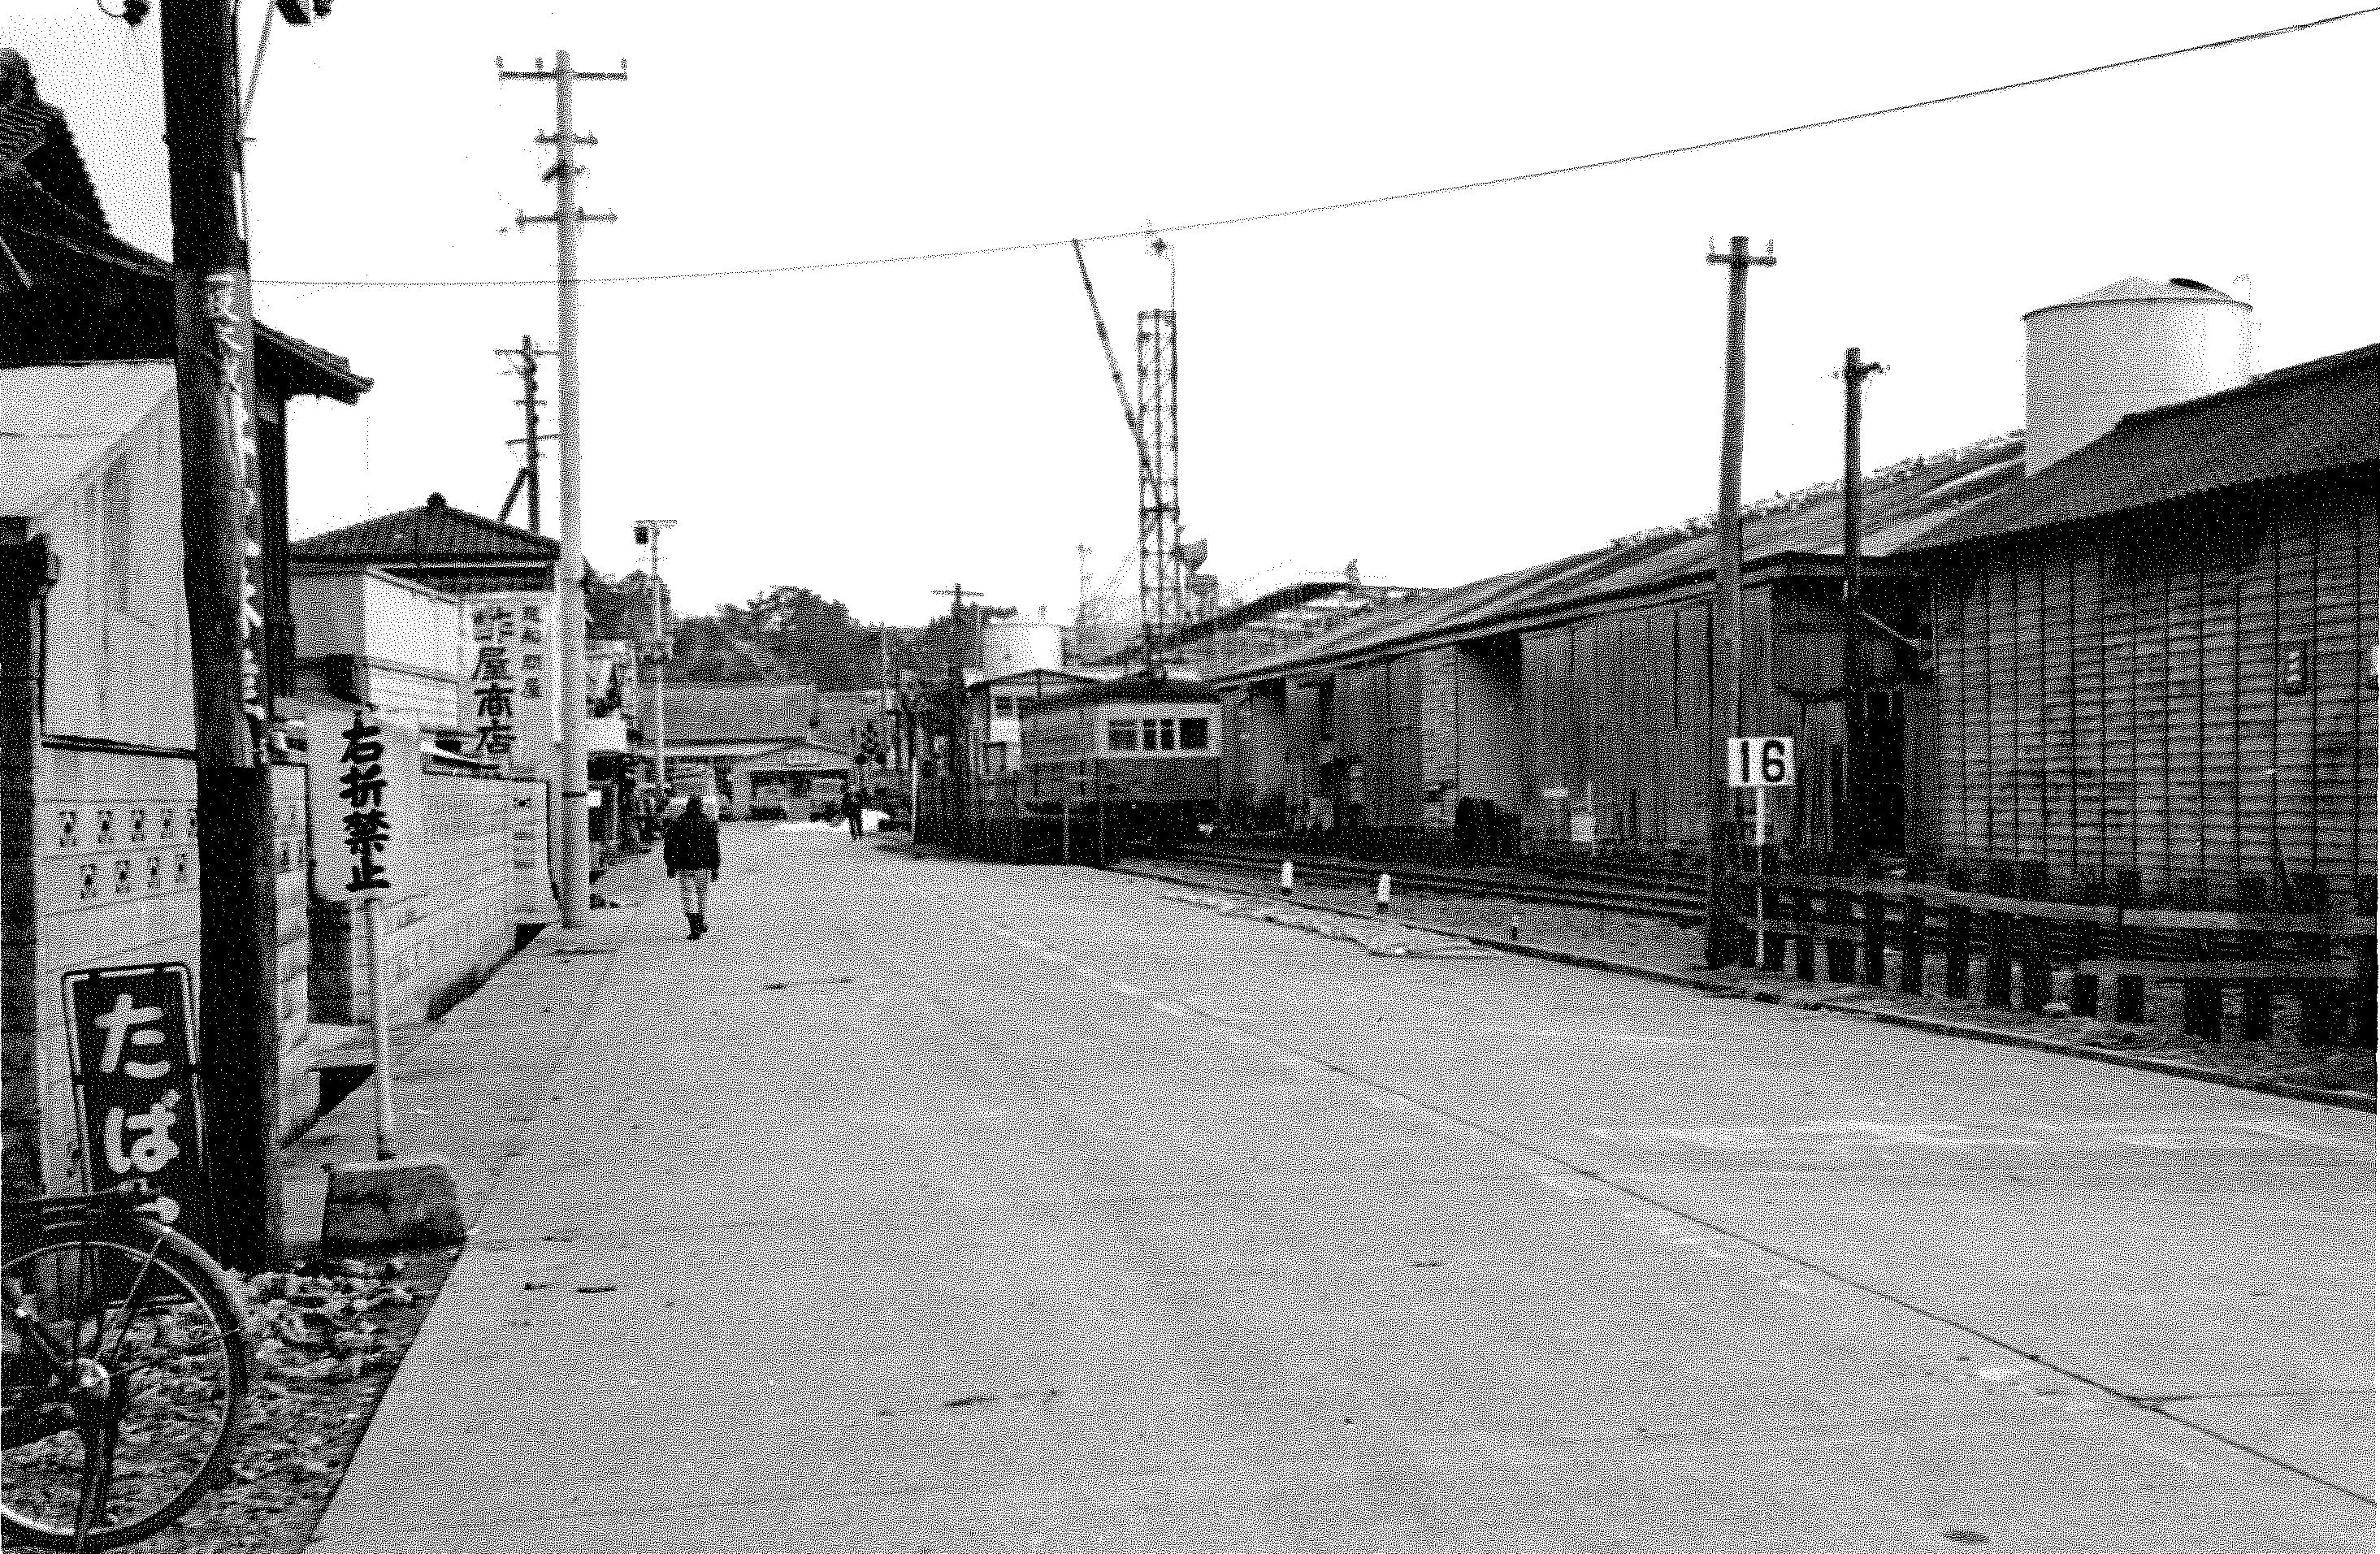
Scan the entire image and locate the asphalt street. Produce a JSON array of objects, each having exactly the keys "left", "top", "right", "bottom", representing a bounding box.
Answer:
[{"left": 307, "top": 825, "right": 2376, "bottom": 1552}]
